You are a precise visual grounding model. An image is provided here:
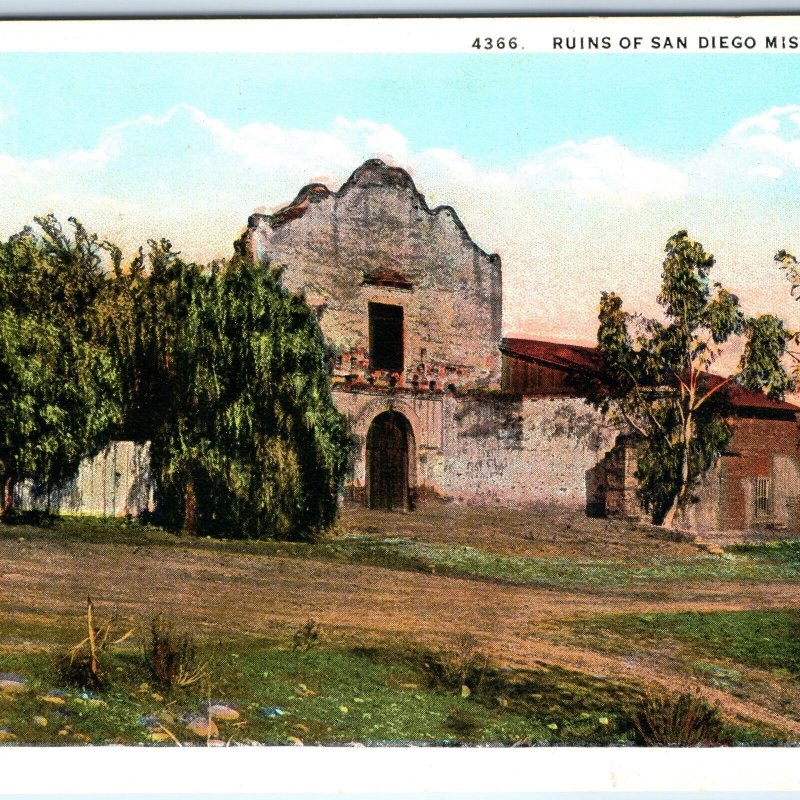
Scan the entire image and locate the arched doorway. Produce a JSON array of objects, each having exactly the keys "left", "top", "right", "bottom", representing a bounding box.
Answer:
[{"left": 366, "top": 411, "right": 412, "bottom": 510}]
